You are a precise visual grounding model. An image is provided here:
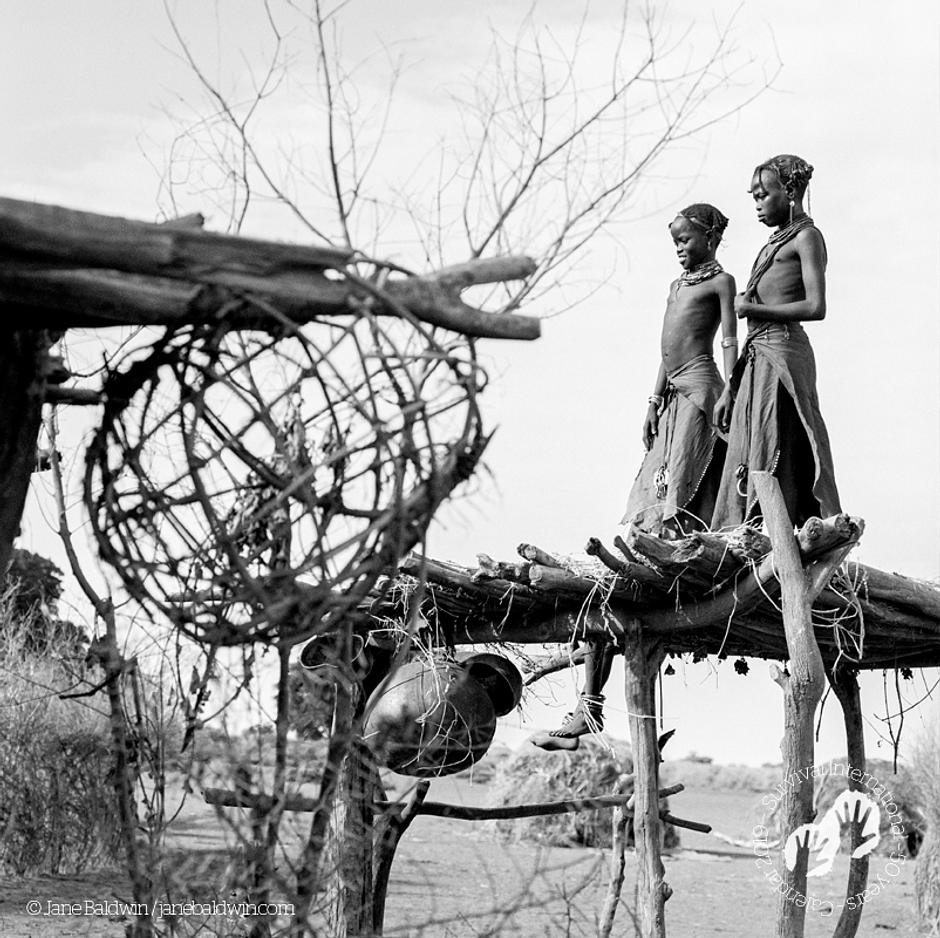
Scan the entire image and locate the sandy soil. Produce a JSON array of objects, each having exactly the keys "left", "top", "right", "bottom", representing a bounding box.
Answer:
[{"left": 0, "top": 779, "right": 923, "bottom": 937}]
